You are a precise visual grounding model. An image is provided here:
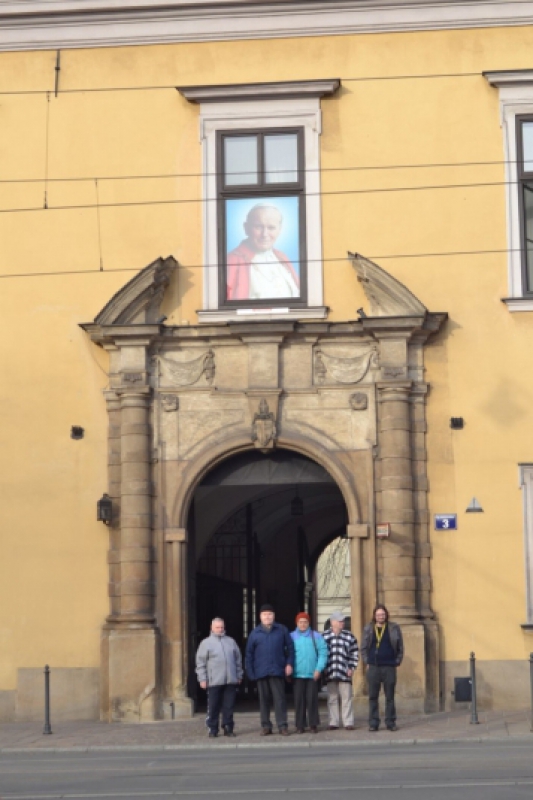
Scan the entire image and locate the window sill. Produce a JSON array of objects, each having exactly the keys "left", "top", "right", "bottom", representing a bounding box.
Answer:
[
  {"left": 520, "top": 623, "right": 533, "bottom": 631},
  {"left": 197, "top": 306, "right": 328, "bottom": 324},
  {"left": 502, "top": 297, "right": 533, "bottom": 312}
]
